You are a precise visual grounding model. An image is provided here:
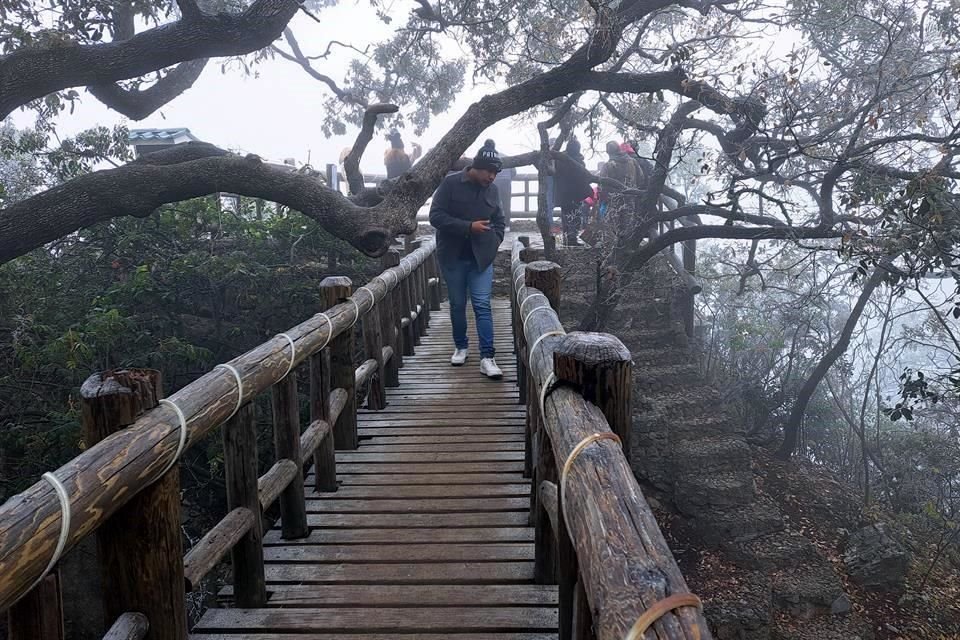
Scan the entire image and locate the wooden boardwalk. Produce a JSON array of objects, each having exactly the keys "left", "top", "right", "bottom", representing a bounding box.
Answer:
[{"left": 191, "top": 298, "right": 560, "bottom": 639}]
